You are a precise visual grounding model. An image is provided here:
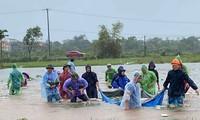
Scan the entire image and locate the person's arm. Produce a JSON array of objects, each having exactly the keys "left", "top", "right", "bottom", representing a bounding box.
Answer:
[
  {"left": 163, "top": 72, "right": 170, "bottom": 90},
  {"left": 112, "top": 81, "right": 119, "bottom": 89},
  {"left": 105, "top": 71, "right": 108, "bottom": 81},
  {"left": 157, "top": 82, "right": 160, "bottom": 91},
  {"left": 124, "top": 85, "right": 132, "bottom": 110},
  {"left": 148, "top": 72, "right": 157, "bottom": 88},
  {"left": 184, "top": 74, "right": 199, "bottom": 95},
  {"left": 82, "top": 78, "right": 88, "bottom": 89},
  {"left": 96, "top": 82, "right": 100, "bottom": 90},
  {"left": 63, "top": 79, "right": 71, "bottom": 92},
  {"left": 155, "top": 70, "right": 160, "bottom": 90},
  {"left": 41, "top": 74, "right": 51, "bottom": 88},
  {"left": 94, "top": 73, "right": 100, "bottom": 90},
  {"left": 125, "top": 100, "right": 129, "bottom": 110}
]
